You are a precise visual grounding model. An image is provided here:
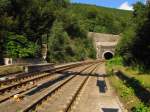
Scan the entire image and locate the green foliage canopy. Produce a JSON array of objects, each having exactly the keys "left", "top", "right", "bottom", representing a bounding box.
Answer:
[
  {"left": 0, "top": 0, "right": 131, "bottom": 63},
  {"left": 70, "top": 3, "right": 132, "bottom": 34},
  {"left": 117, "top": 2, "right": 150, "bottom": 70},
  {"left": 5, "top": 32, "right": 38, "bottom": 58}
]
